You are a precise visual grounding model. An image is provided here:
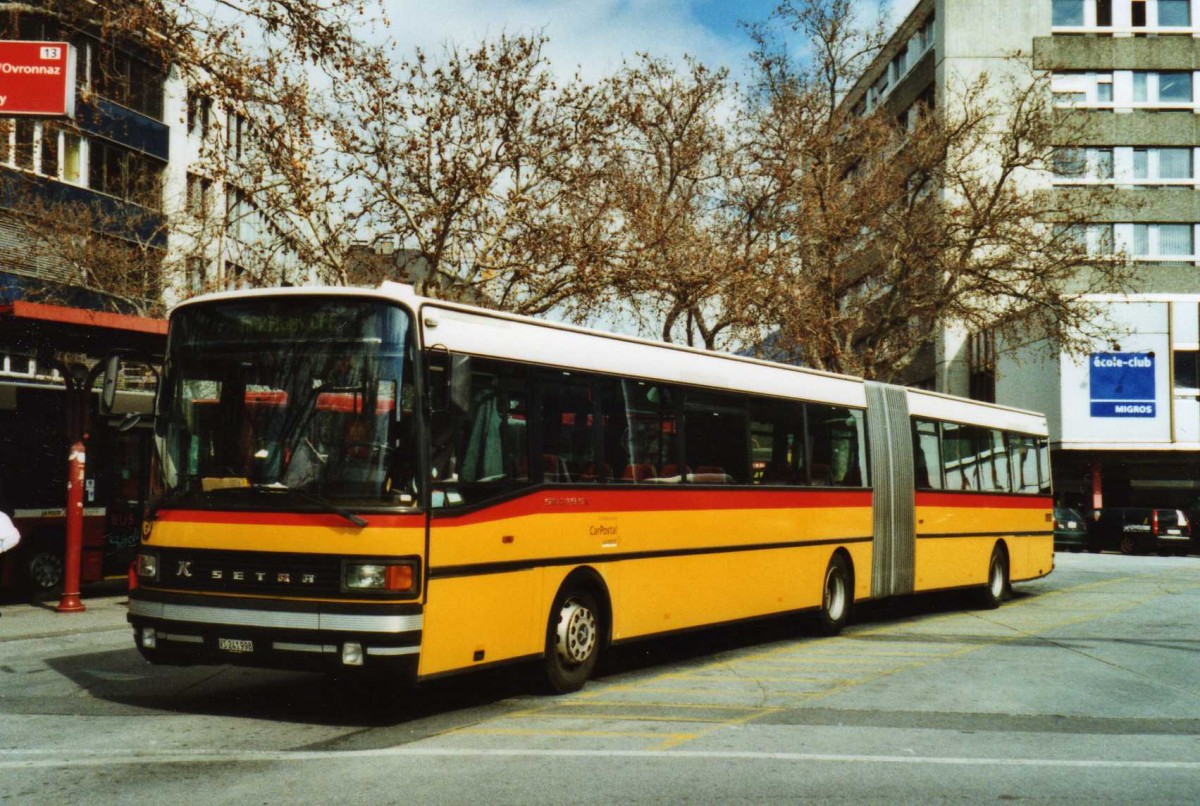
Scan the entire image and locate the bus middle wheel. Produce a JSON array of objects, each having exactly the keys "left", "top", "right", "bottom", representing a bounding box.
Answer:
[{"left": 816, "top": 554, "right": 852, "bottom": 636}]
